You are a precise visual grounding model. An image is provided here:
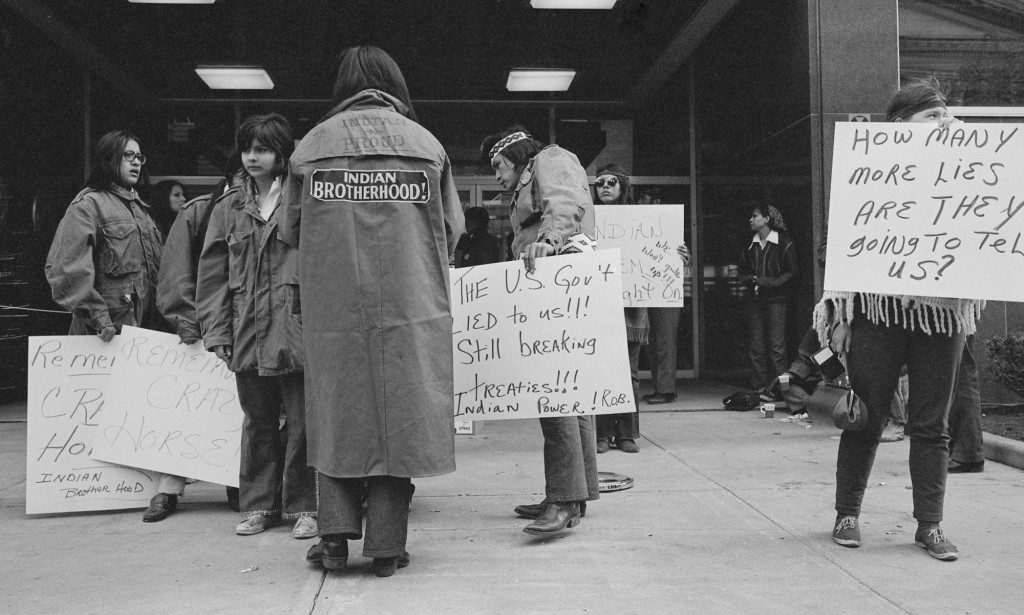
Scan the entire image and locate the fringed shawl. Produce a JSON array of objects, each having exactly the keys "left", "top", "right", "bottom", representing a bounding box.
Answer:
[
  {"left": 624, "top": 307, "right": 649, "bottom": 344},
  {"left": 813, "top": 290, "right": 984, "bottom": 347}
]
